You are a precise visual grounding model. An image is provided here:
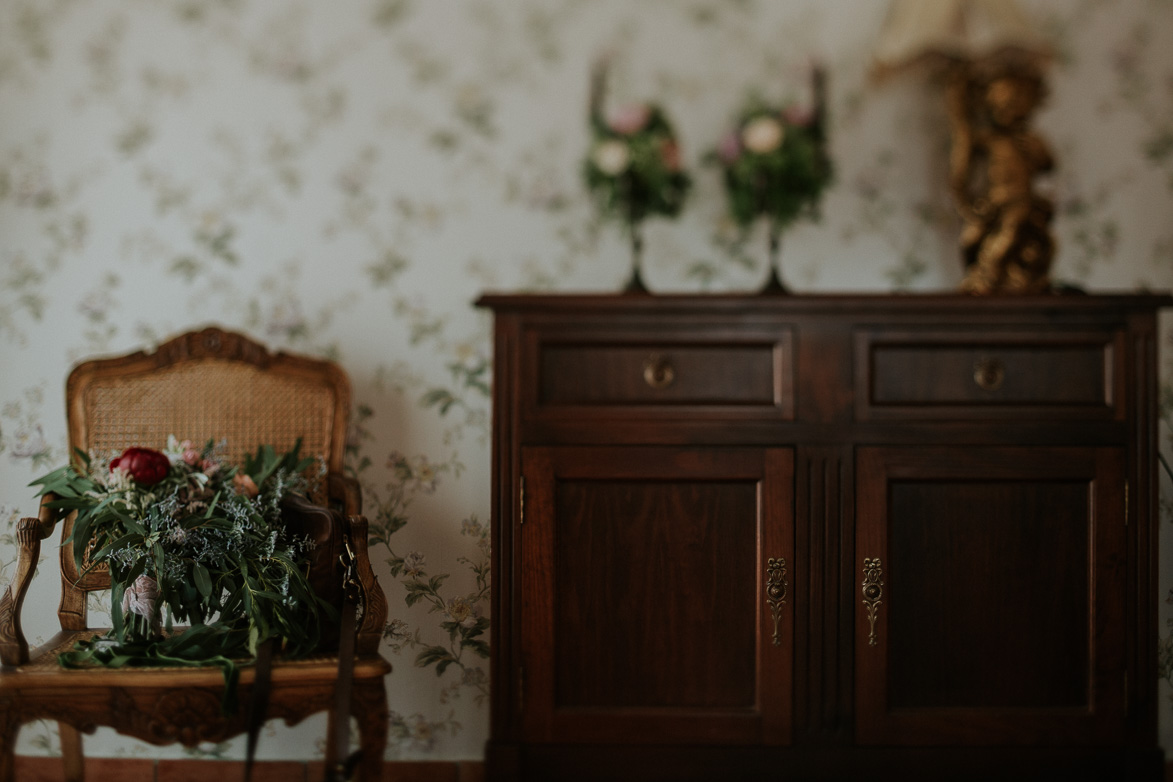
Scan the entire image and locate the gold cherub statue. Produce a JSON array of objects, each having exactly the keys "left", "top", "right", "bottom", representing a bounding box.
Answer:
[{"left": 947, "top": 61, "right": 1055, "bottom": 294}]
